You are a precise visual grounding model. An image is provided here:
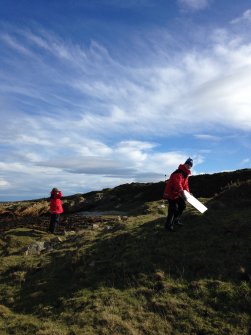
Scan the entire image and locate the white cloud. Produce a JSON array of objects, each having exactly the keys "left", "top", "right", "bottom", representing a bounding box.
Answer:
[
  {"left": 0, "top": 178, "right": 10, "bottom": 188},
  {"left": 231, "top": 9, "right": 251, "bottom": 24},
  {"left": 194, "top": 134, "right": 221, "bottom": 141},
  {"left": 0, "top": 33, "right": 33, "bottom": 56},
  {"left": 2, "top": 24, "right": 251, "bottom": 139},
  {"left": 34, "top": 141, "right": 199, "bottom": 184},
  {"left": 17, "top": 135, "right": 53, "bottom": 146},
  {"left": 1, "top": 20, "right": 251, "bottom": 199},
  {"left": 178, "top": 0, "right": 210, "bottom": 11},
  {"left": 0, "top": 147, "right": 195, "bottom": 199},
  {"left": 240, "top": 158, "right": 250, "bottom": 165}
]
